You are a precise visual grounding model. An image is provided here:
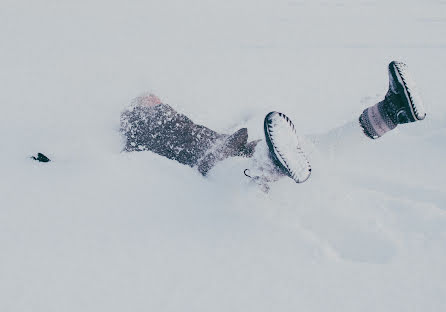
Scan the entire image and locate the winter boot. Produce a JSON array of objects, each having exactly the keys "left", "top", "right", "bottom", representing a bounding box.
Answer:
[
  {"left": 264, "top": 112, "right": 312, "bottom": 183},
  {"left": 359, "top": 61, "right": 426, "bottom": 139}
]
